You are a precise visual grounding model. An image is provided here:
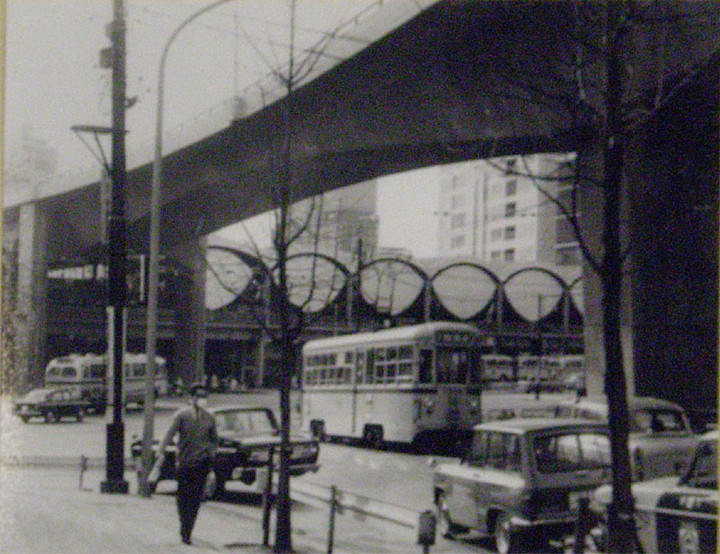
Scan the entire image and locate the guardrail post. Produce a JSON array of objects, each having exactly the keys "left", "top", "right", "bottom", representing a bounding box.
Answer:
[
  {"left": 262, "top": 445, "right": 275, "bottom": 547},
  {"left": 417, "top": 510, "right": 436, "bottom": 553},
  {"left": 573, "top": 497, "right": 589, "bottom": 554},
  {"left": 327, "top": 485, "right": 338, "bottom": 553},
  {"left": 79, "top": 455, "right": 88, "bottom": 490}
]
